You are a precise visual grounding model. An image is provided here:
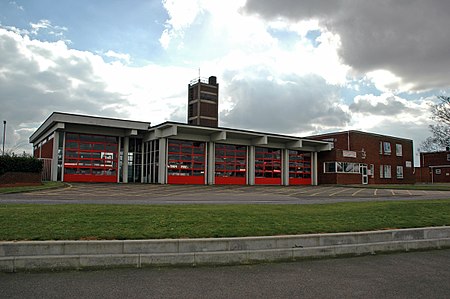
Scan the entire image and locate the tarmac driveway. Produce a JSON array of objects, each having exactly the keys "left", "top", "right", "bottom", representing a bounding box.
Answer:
[{"left": 1, "top": 183, "right": 449, "bottom": 205}]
